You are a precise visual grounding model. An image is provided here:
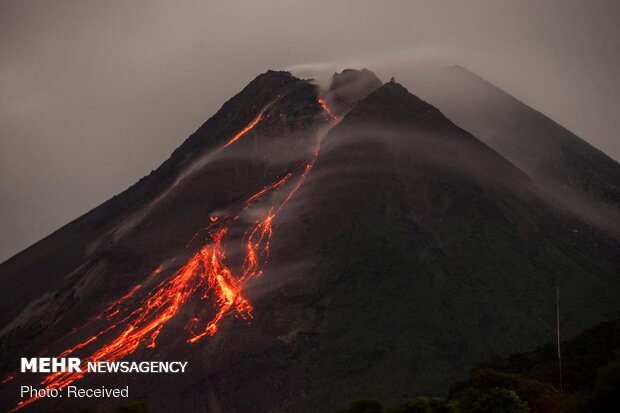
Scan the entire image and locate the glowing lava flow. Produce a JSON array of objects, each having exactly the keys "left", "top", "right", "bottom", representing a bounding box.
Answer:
[
  {"left": 14, "top": 162, "right": 312, "bottom": 412},
  {"left": 222, "top": 111, "right": 265, "bottom": 149},
  {"left": 318, "top": 98, "right": 339, "bottom": 122},
  {"left": 11, "top": 98, "right": 337, "bottom": 412},
  {"left": 186, "top": 155, "right": 318, "bottom": 343}
]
